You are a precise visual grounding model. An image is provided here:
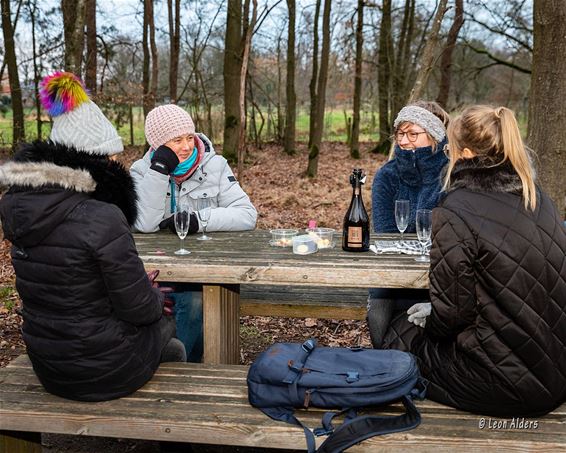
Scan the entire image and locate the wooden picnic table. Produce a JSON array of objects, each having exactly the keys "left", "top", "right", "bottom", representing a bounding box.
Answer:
[{"left": 134, "top": 230, "right": 429, "bottom": 365}]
